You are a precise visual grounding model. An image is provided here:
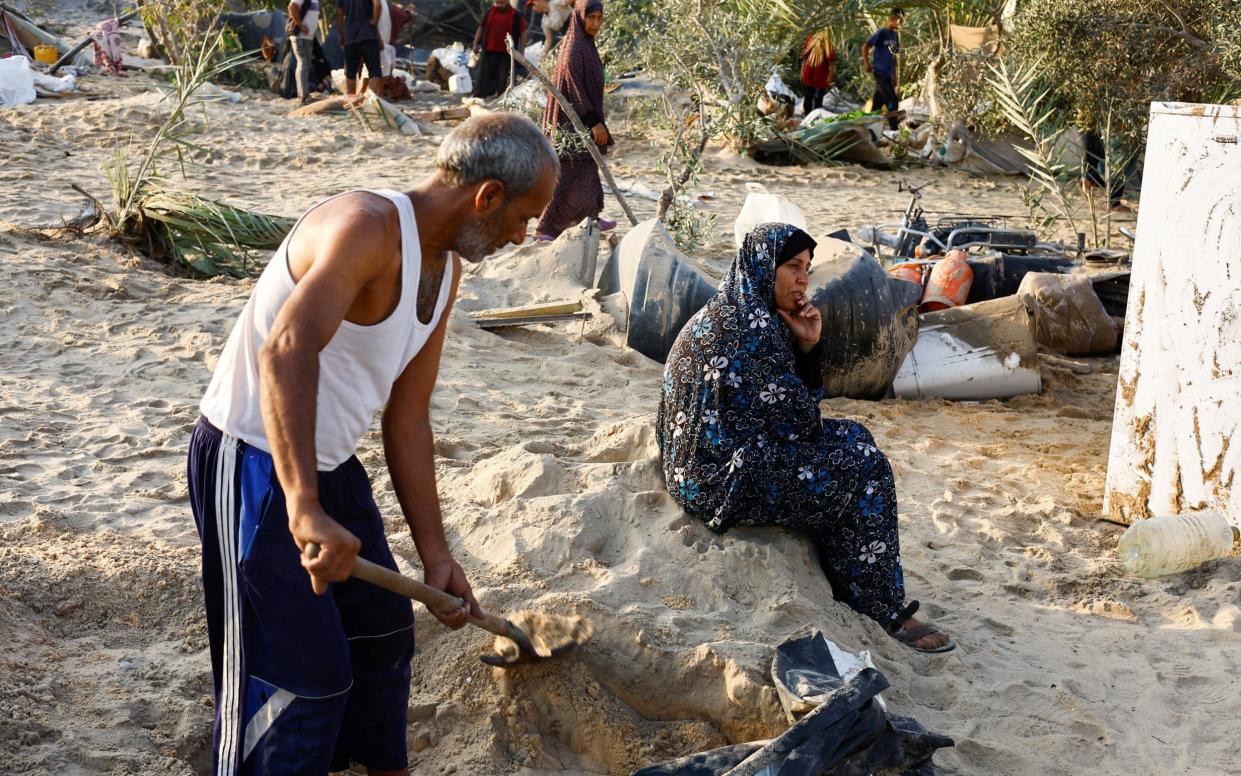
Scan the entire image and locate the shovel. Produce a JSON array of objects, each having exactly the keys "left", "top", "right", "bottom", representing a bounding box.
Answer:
[{"left": 303, "top": 543, "right": 589, "bottom": 666}]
